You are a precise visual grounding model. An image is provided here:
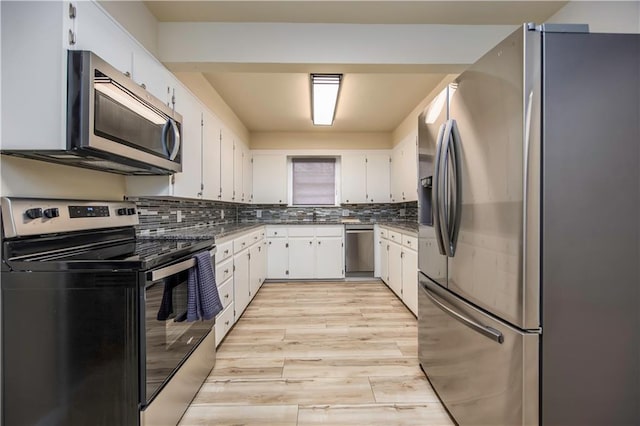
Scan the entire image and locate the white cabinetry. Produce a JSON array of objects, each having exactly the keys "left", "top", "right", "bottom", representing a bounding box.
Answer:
[
  {"left": 376, "top": 225, "right": 418, "bottom": 316},
  {"left": 341, "top": 152, "right": 390, "bottom": 204},
  {"left": 315, "top": 236, "right": 344, "bottom": 279},
  {"left": 202, "top": 110, "right": 221, "bottom": 200},
  {"left": 172, "top": 97, "right": 203, "bottom": 199},
  {"left": 220, "top": 127, "right": 235, "bottom": 201},
  {"left": 74, "top": 1, "right": 133, "bottom": 76},
  {"left": 388, "top": 239, "right": 403, "bottom": 298},
  {"left": 391, "top": 131, "right": 418, "bottom": 202},
  {"left": 366, "top": 153, "right": 391, "bottom": 203},
  {"left": 401, "top": 237, "right": 418, "bottom": 315},
  {"left": 213, "top": 227, "right": 266, "bottom": 347},
  {"left": 267, "top": 228, "right": 289, "bottom": 279},
  {"left": 233, "top": 247, "right": 251, "bottom": 318},
  {"left": 252, "top": 154, "right": 288, "bottom": 204},
  {"left": 266, "top": 225, "right": 344, "bottom": 279},
  {"left": 341, "top": 154, "right": 367, "bottom": 204}
]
